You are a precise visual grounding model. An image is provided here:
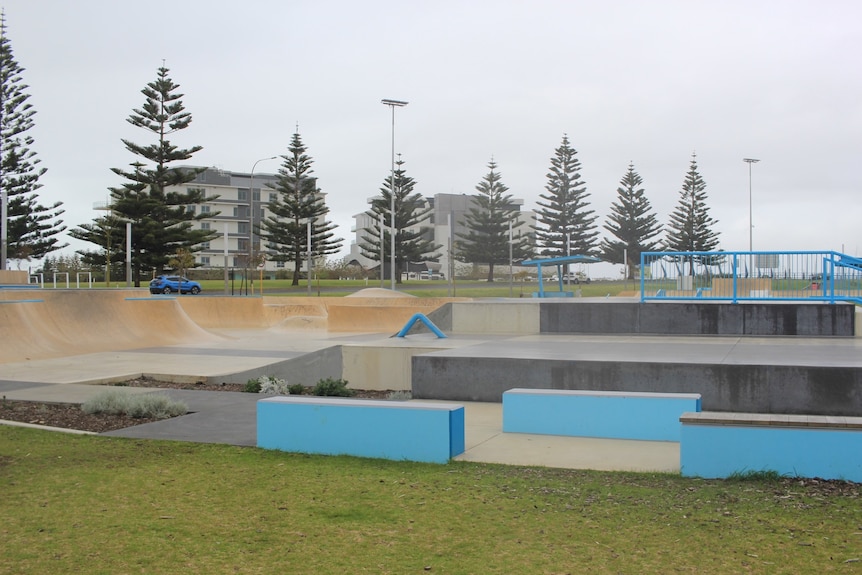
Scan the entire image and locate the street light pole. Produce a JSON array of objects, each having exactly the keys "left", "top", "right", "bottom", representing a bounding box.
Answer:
[
  {"left": 743, "top": 158, "right": 760, "bottom": 253},
  {"left": 381, "top": 99, "right": 408, "bottom": 290},
  {"left": 248, "top": 156, "right": 278, "bottom": 295}
]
